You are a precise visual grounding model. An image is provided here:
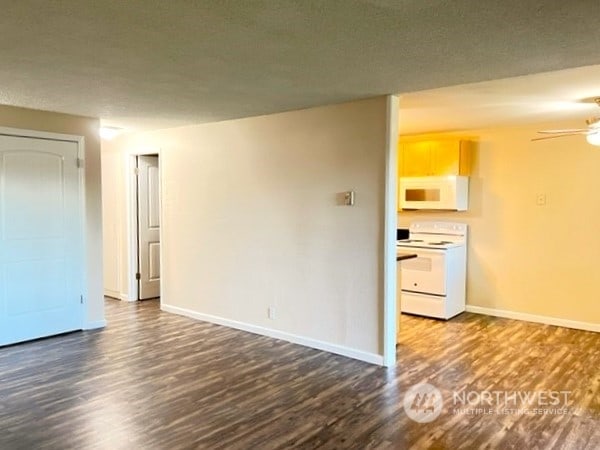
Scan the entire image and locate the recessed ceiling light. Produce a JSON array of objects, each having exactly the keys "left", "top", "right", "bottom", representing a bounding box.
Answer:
[{"left": 99, "top": 126, "right": 123, "bottom": 140}]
